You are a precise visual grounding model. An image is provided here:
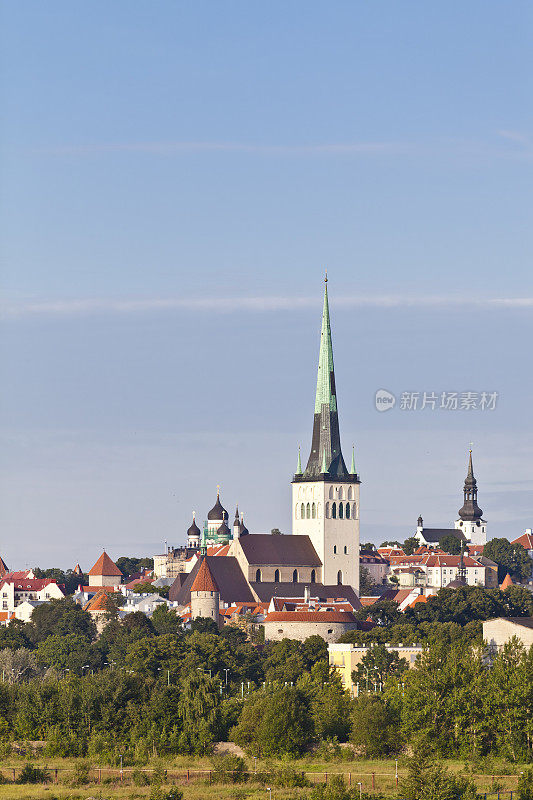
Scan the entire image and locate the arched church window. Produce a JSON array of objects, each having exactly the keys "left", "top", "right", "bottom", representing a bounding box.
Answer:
[
  {"left": 339, "top": 502, "right": 344, "bottom": 519},
  {"left": 310, "top": 569, "right": 316, "bottom": 583},
  {"left": 337, "top": 570, "right": 343, "bottom": 585},
  {"left": 332, "top": 502, "right": 337, "bottom": 519},
  {"left": 339, "top": 487, "right": 344, "bottom": 500},
  {"left": 352, "top": 503, "right": 356, "bottom": 518},
  {"left": 274, "top": 569, "right": 280, "bottom": 582},
  {"left": 293, "top": 569, "right": 298, "bottom": 582},
  {"left": 325, "top": 502, "right": 330, "bottom": 518},
  {"left": 306, "top": 503, "right": 311, "bottom": 519},
  {"left": 255, "top": 569, "right": 261, "bottom": 582},
  {"left": 301, "top": 503, "right": 305, "bottom": 519},
  {"left": 346, "top": 502, "right": 351, "bottom": 519},
  {"left": 312, "top": 503, "right": 316, "bottom": 519},
  {"left": 348, "top": 487, "right": 353, "bottom": 500},
  {"left": 329, "top": 486, "right": 334, "bottom": 499},
  {"left": 333, "top": 545, "right": 337, "bottom": 554}
]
